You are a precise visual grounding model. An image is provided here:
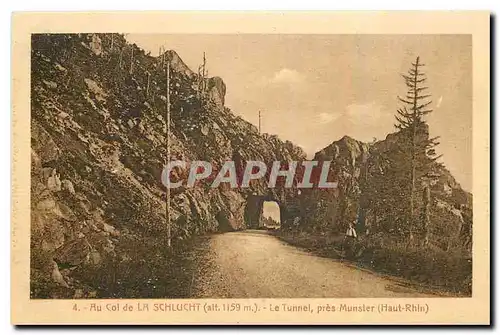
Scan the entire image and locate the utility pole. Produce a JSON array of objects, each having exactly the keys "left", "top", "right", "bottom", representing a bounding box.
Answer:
[
  {"left": 158, "top": 46, "right": 162, "bottom": 67},
  {"left": 160, "top": 46, "right": 165, "bottom": 68},
  {"left": 130, "top": 47, "right": 134, "bottom": 74},
  {"left": 258, "top": 111, "right": 261, "bottom": 134},
  {"left": 119, "top": 48, "right": 123, "bottom": 69},
  {"left": 165, "top": 59, "right": 172, "bottom": 248}
]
